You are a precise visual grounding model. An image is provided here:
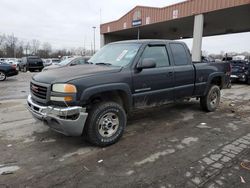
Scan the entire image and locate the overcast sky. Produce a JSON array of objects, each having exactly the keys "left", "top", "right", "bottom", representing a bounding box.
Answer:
[{"left": 0, "top": 0, "right": 249, "bottom": 54}]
